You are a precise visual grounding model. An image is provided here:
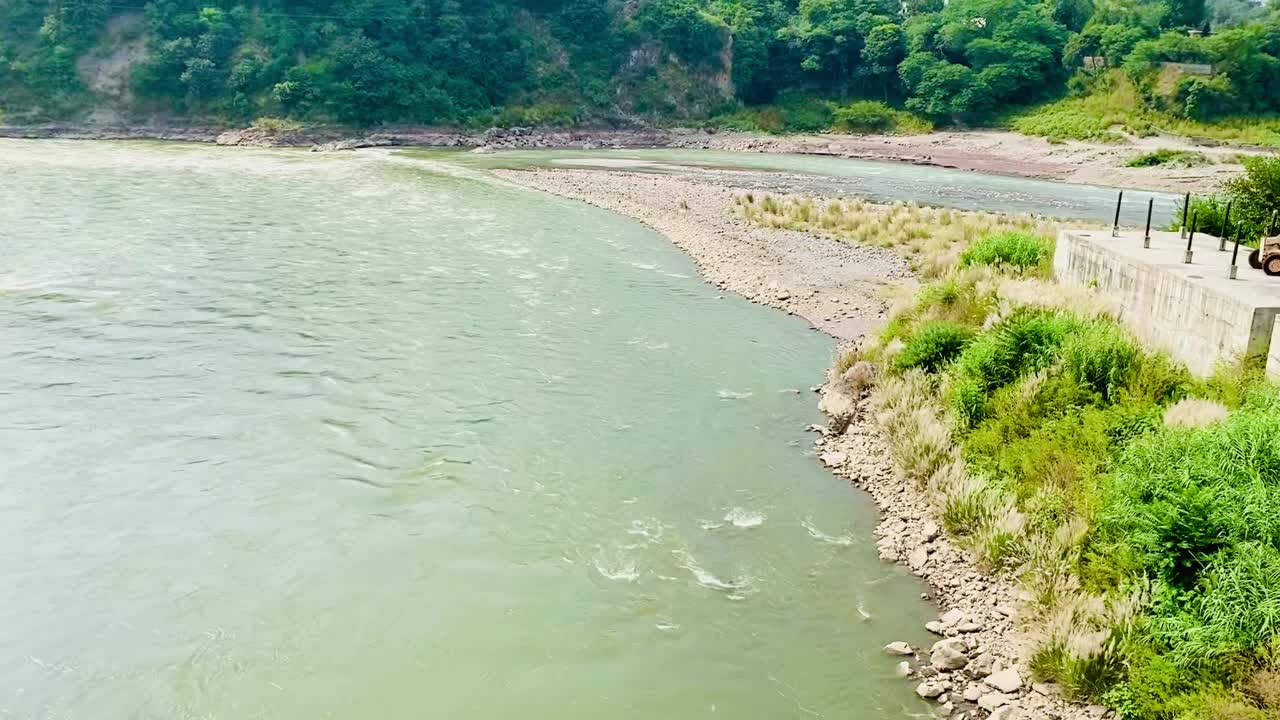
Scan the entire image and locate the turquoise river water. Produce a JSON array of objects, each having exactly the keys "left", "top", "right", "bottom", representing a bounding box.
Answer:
[
  {"left": 0, "top": 139, "right": 1150, "bottom": 720},
  {"left": 0, "top": 140, "right": 942, "bottom": 720}
]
